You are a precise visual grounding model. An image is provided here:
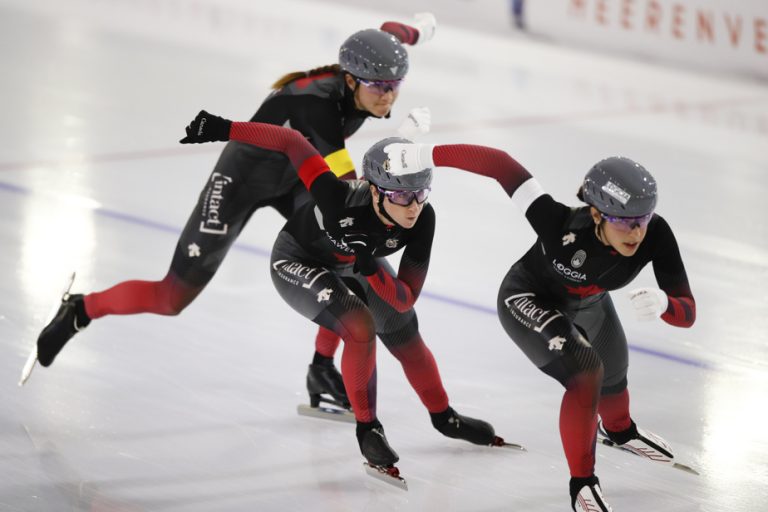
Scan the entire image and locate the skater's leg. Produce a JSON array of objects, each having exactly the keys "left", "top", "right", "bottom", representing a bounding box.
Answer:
[
  {"left": 498, "top": 273, "right": 611, "bottom": 510},
  {"left": 377, "top": 315, "right": 448, "bottom": 413},
  {"left": 36, "top": 154, "right": 262, "bottom": 366},
  {"left": 544, "top": 362, "right": 603, "bottom": 477},
  {"left": 84, "top": 271, "right": 203, "bottom": 318},
  {"left": 574, "top": 296, "right": 632, "bottom": 434},
  {"left": 313, "top": 307, "right": 377, "bottom": 421},
  {"left": 306, "top": 257, "right": 395, "bottom": 400},
  {"left": 365, "top": 283, "right": 496, "bottom": 445},
  {"left": 598, "top": 387, "right": 631, "bottom": 433},
  {"left": 313, "top": 327, "right": 341, "bottom": 359},
  {"left": 271, "top": 236, "right": 378, "bottom": 422}
]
